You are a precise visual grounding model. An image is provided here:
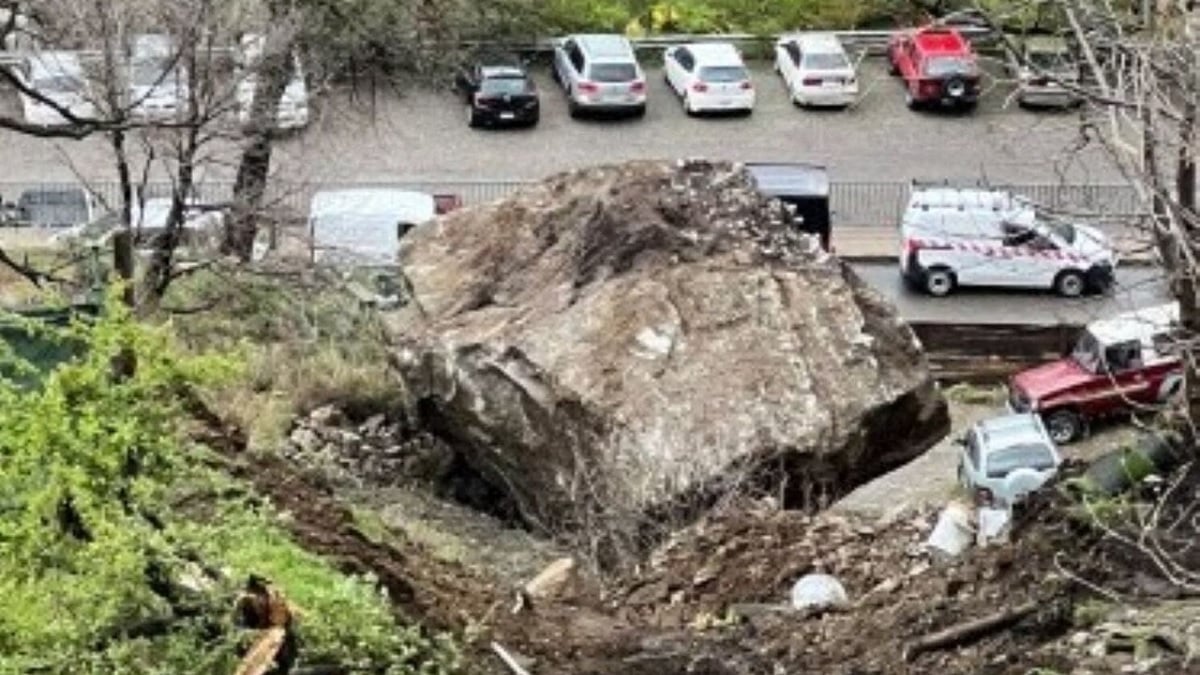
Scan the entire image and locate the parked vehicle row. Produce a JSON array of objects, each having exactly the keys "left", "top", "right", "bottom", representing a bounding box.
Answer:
[
  {"left": 452, "top": 25, "right": 1084, "bottom": 130},
  {"left": 3, "top": 32, "right": 311, "bottom": 129}
]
